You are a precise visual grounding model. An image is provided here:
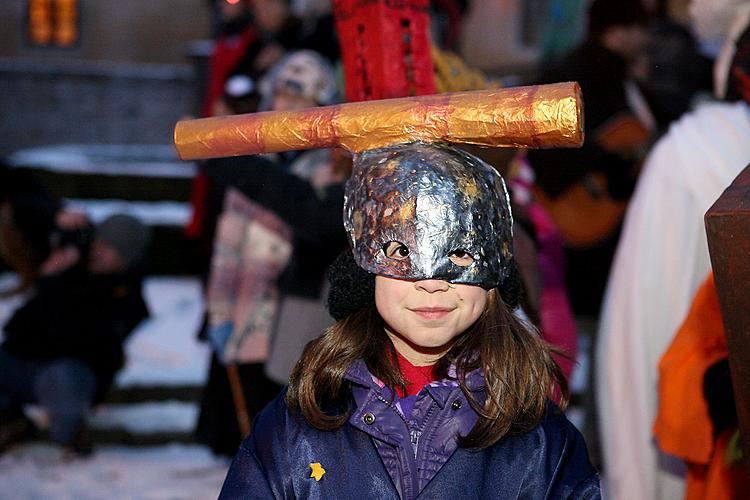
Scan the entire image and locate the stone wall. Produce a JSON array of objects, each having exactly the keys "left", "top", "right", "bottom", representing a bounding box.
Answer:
[{"left": 0, "top": 58, "right": 201, "bottom": 156}]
